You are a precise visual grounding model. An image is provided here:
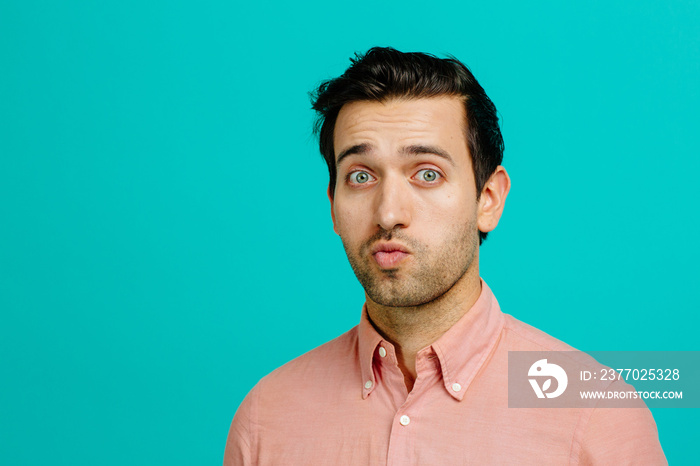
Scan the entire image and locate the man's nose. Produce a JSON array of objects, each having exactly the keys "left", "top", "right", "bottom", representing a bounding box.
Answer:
[{"left": 374, "top": 174, "right": 412, "bottom": 231}]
